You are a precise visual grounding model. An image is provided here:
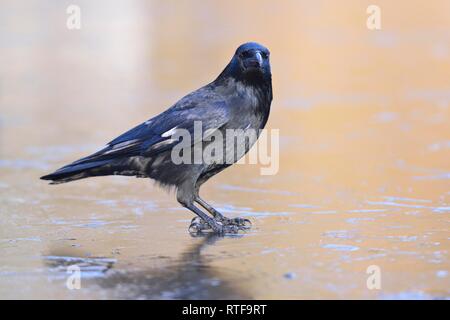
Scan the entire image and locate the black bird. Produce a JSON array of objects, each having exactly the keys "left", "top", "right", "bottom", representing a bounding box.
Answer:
[{"left": 41, "top": 42, "right": 273, "bottom": 234}]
